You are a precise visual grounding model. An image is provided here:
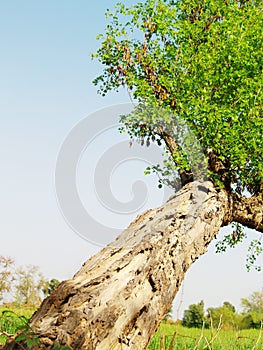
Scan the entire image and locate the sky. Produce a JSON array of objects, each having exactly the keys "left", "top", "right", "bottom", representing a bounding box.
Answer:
[{"left": 1, "top": 1, "right": 262, "bottom": 319}]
